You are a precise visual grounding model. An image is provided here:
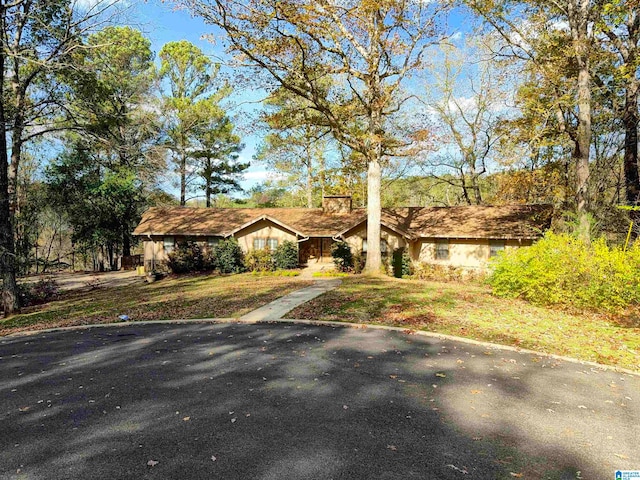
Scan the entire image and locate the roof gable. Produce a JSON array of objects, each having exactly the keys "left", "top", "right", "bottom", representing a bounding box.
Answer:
[{"left": 227, "top": 215, "right": 308, "bottom": 238}]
